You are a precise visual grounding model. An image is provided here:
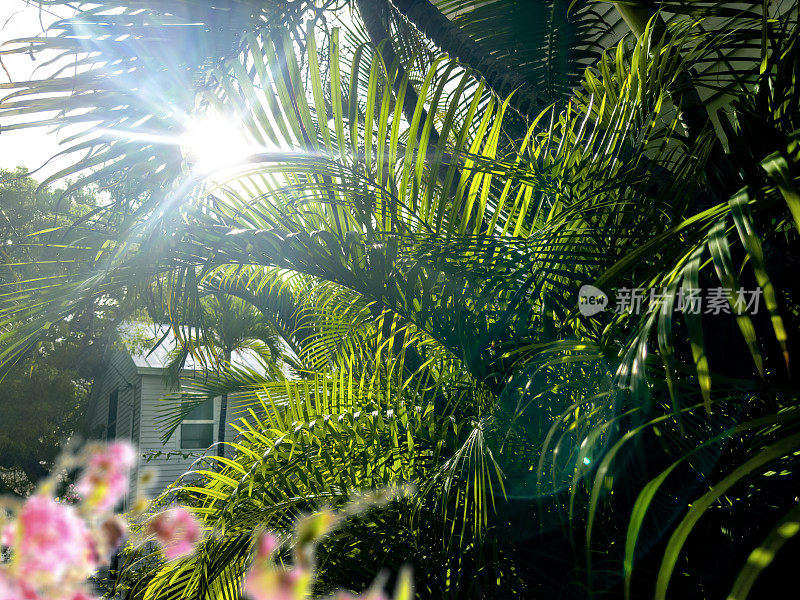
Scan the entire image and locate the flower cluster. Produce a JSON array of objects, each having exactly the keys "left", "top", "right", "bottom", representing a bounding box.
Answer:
[
  {"left": 243, "top": 508, "right": 412, "bottom": 600},
  {"left": 0, "top": 442, "right": 203, "bottom": 600},
  {"left": 145, "top": 507, "right": 202, "bottom": 561},
  {"left": 75, "top": 442, "right": 136, "bottom": 511},
  {"left": 245, "top": 531, "right": 312, "bottom": 600},
  {"left": 1, "top": 495, "right": 95, "bottom": 600},
  {"left": 1, "top": 442, "right": 411, "bottom": 600}
]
